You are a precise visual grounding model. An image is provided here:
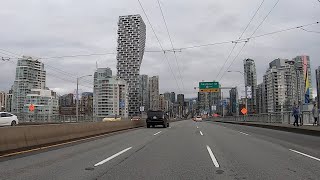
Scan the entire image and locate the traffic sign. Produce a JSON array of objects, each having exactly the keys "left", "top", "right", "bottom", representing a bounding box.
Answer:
[
  {"left": 199, "top": 89, "right": 219, "bottom": 93},
  {"left": 241, "top": 108, "right": 247, "bottom": 115},
  {"left": 199, "top": 82, "right": 219, "bottom": 89},
  {"left": 199, "top": 82, "right": 220, "bottom": 92},
  {"left": 29, "top": 104, "right": 35, "bottom": 112}
]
